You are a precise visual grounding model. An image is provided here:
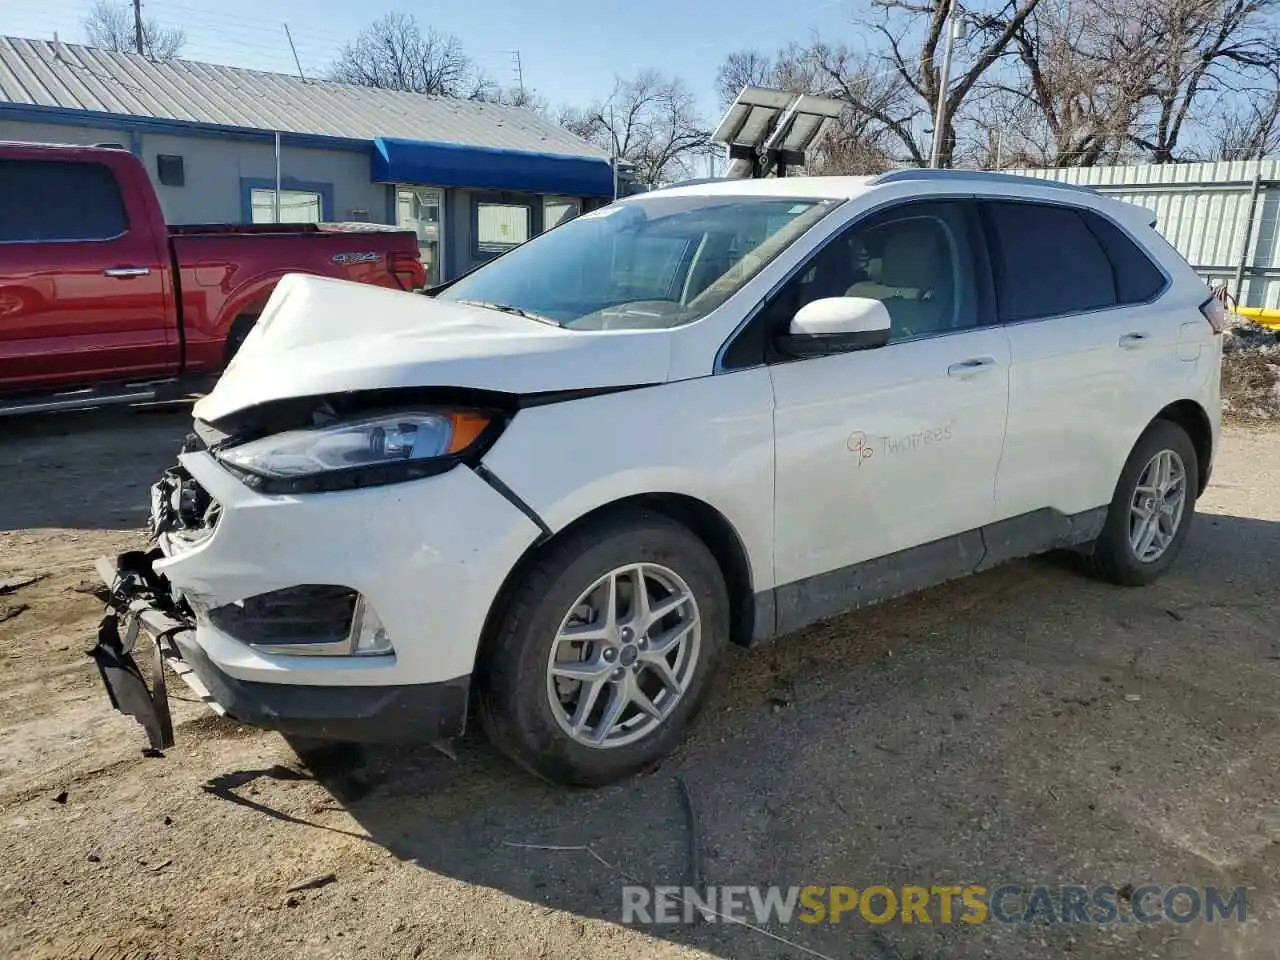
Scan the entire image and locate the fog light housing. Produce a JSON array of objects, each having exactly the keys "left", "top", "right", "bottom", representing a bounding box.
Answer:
[
  {"left": 349, "top": 597, "right": 393, "bottom": 656},
  {"left": 208, "top": 586, "right": 393, "bottom": 657}
]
